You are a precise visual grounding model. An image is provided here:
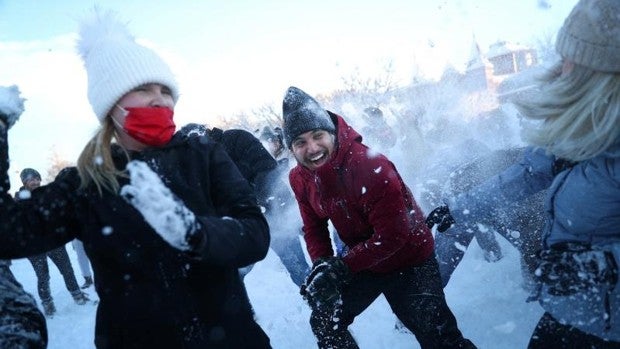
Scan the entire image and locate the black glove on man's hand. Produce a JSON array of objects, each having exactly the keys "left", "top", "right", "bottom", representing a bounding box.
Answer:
[
  {"left": 425, "top": 205, "right": 455, "bottom": 233},
  {"left": 300, "top": 257, "right": 350, "bottom": 309}
]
